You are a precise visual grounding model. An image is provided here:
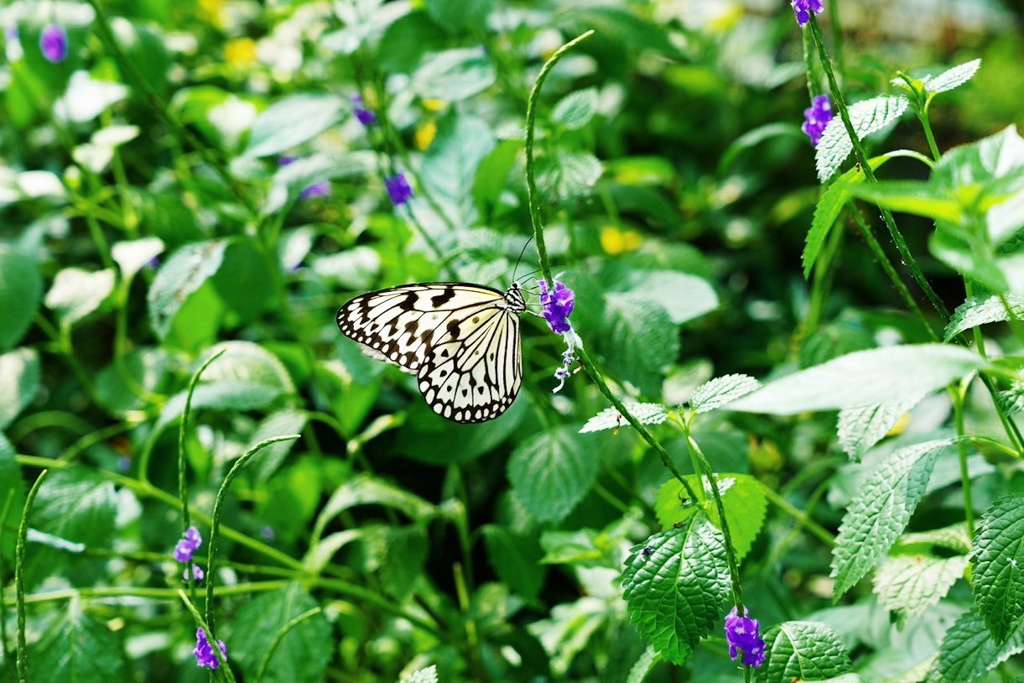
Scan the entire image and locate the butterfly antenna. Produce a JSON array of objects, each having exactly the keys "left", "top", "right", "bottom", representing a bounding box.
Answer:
[{"left": 511, "top": 236, "right": 535, "bottom": 283}]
